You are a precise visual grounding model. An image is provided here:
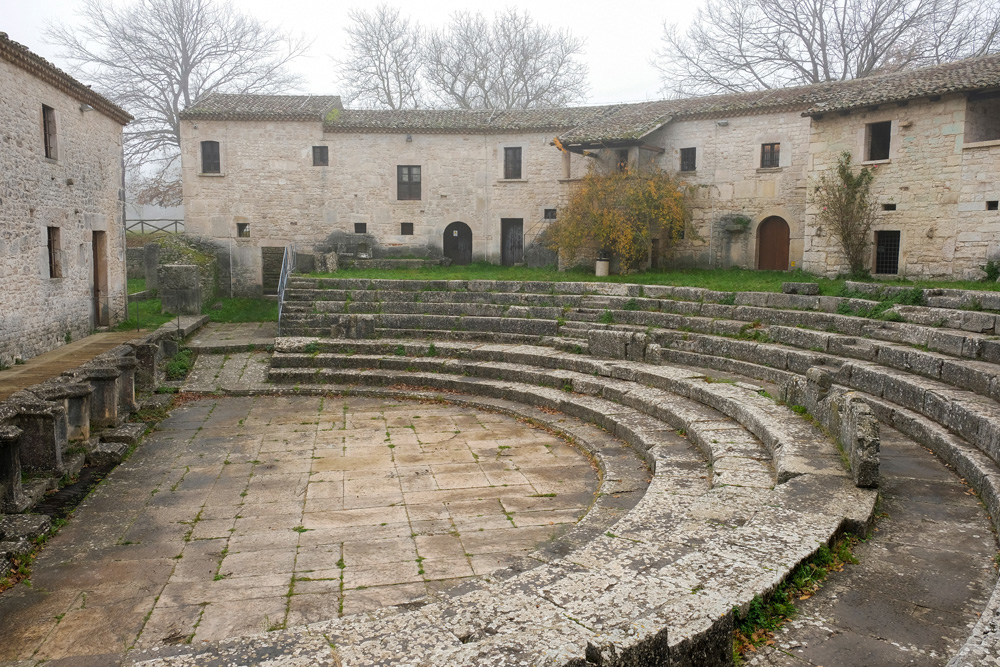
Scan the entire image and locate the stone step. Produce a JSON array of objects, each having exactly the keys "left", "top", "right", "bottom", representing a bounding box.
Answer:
[
  {"left": 269, "top": 342, "right": 849, "bottom": 488},
  {"left": 281, "top": 284, "right": 1000, "bottom": 362}
]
